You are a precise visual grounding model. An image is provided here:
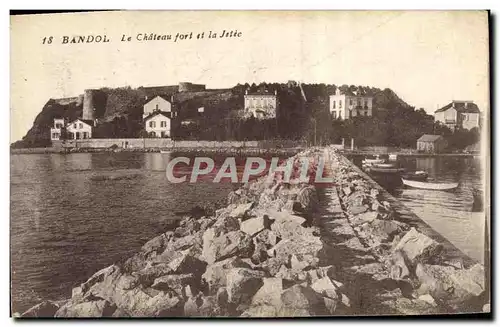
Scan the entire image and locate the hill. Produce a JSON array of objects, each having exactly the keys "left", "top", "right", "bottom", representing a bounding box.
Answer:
[{"left": 12, "top": 82, "right": 430, "bottom": 148}]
